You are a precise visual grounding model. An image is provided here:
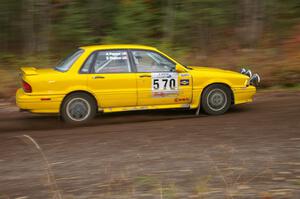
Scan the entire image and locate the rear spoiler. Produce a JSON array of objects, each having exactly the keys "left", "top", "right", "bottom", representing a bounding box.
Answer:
[{"left": 20, "top": 67, "right": 38, "bottom": 76}]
